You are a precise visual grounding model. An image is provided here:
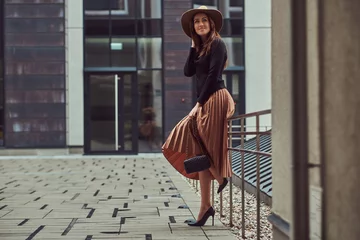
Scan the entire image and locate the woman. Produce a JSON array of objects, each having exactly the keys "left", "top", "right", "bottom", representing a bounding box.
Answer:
[{"left": 162, "top": 6, "right": 235, "bottom": 226}]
